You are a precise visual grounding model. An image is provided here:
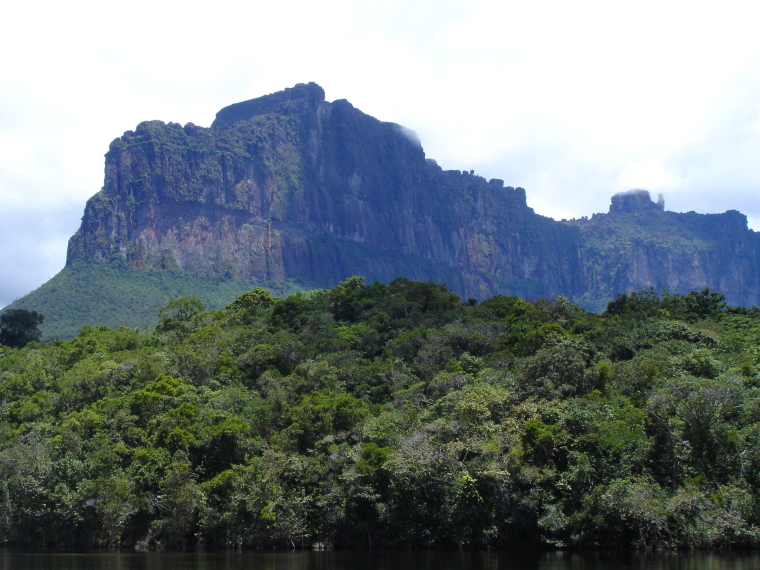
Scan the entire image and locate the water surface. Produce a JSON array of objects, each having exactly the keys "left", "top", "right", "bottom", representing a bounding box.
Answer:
[{"left": 1, "top": 550, "right": 758, "bottom": 570}]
